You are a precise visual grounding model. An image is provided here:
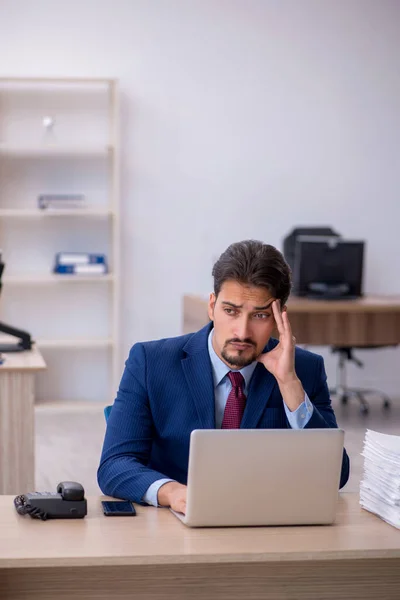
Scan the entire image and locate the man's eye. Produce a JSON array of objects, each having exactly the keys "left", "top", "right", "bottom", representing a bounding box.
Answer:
[
  {"left": 224, "top": 308, "right": 236, "bottom": 315},
  {"left": 254, "top": 313, "right": 269, "bottom": 319}
]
